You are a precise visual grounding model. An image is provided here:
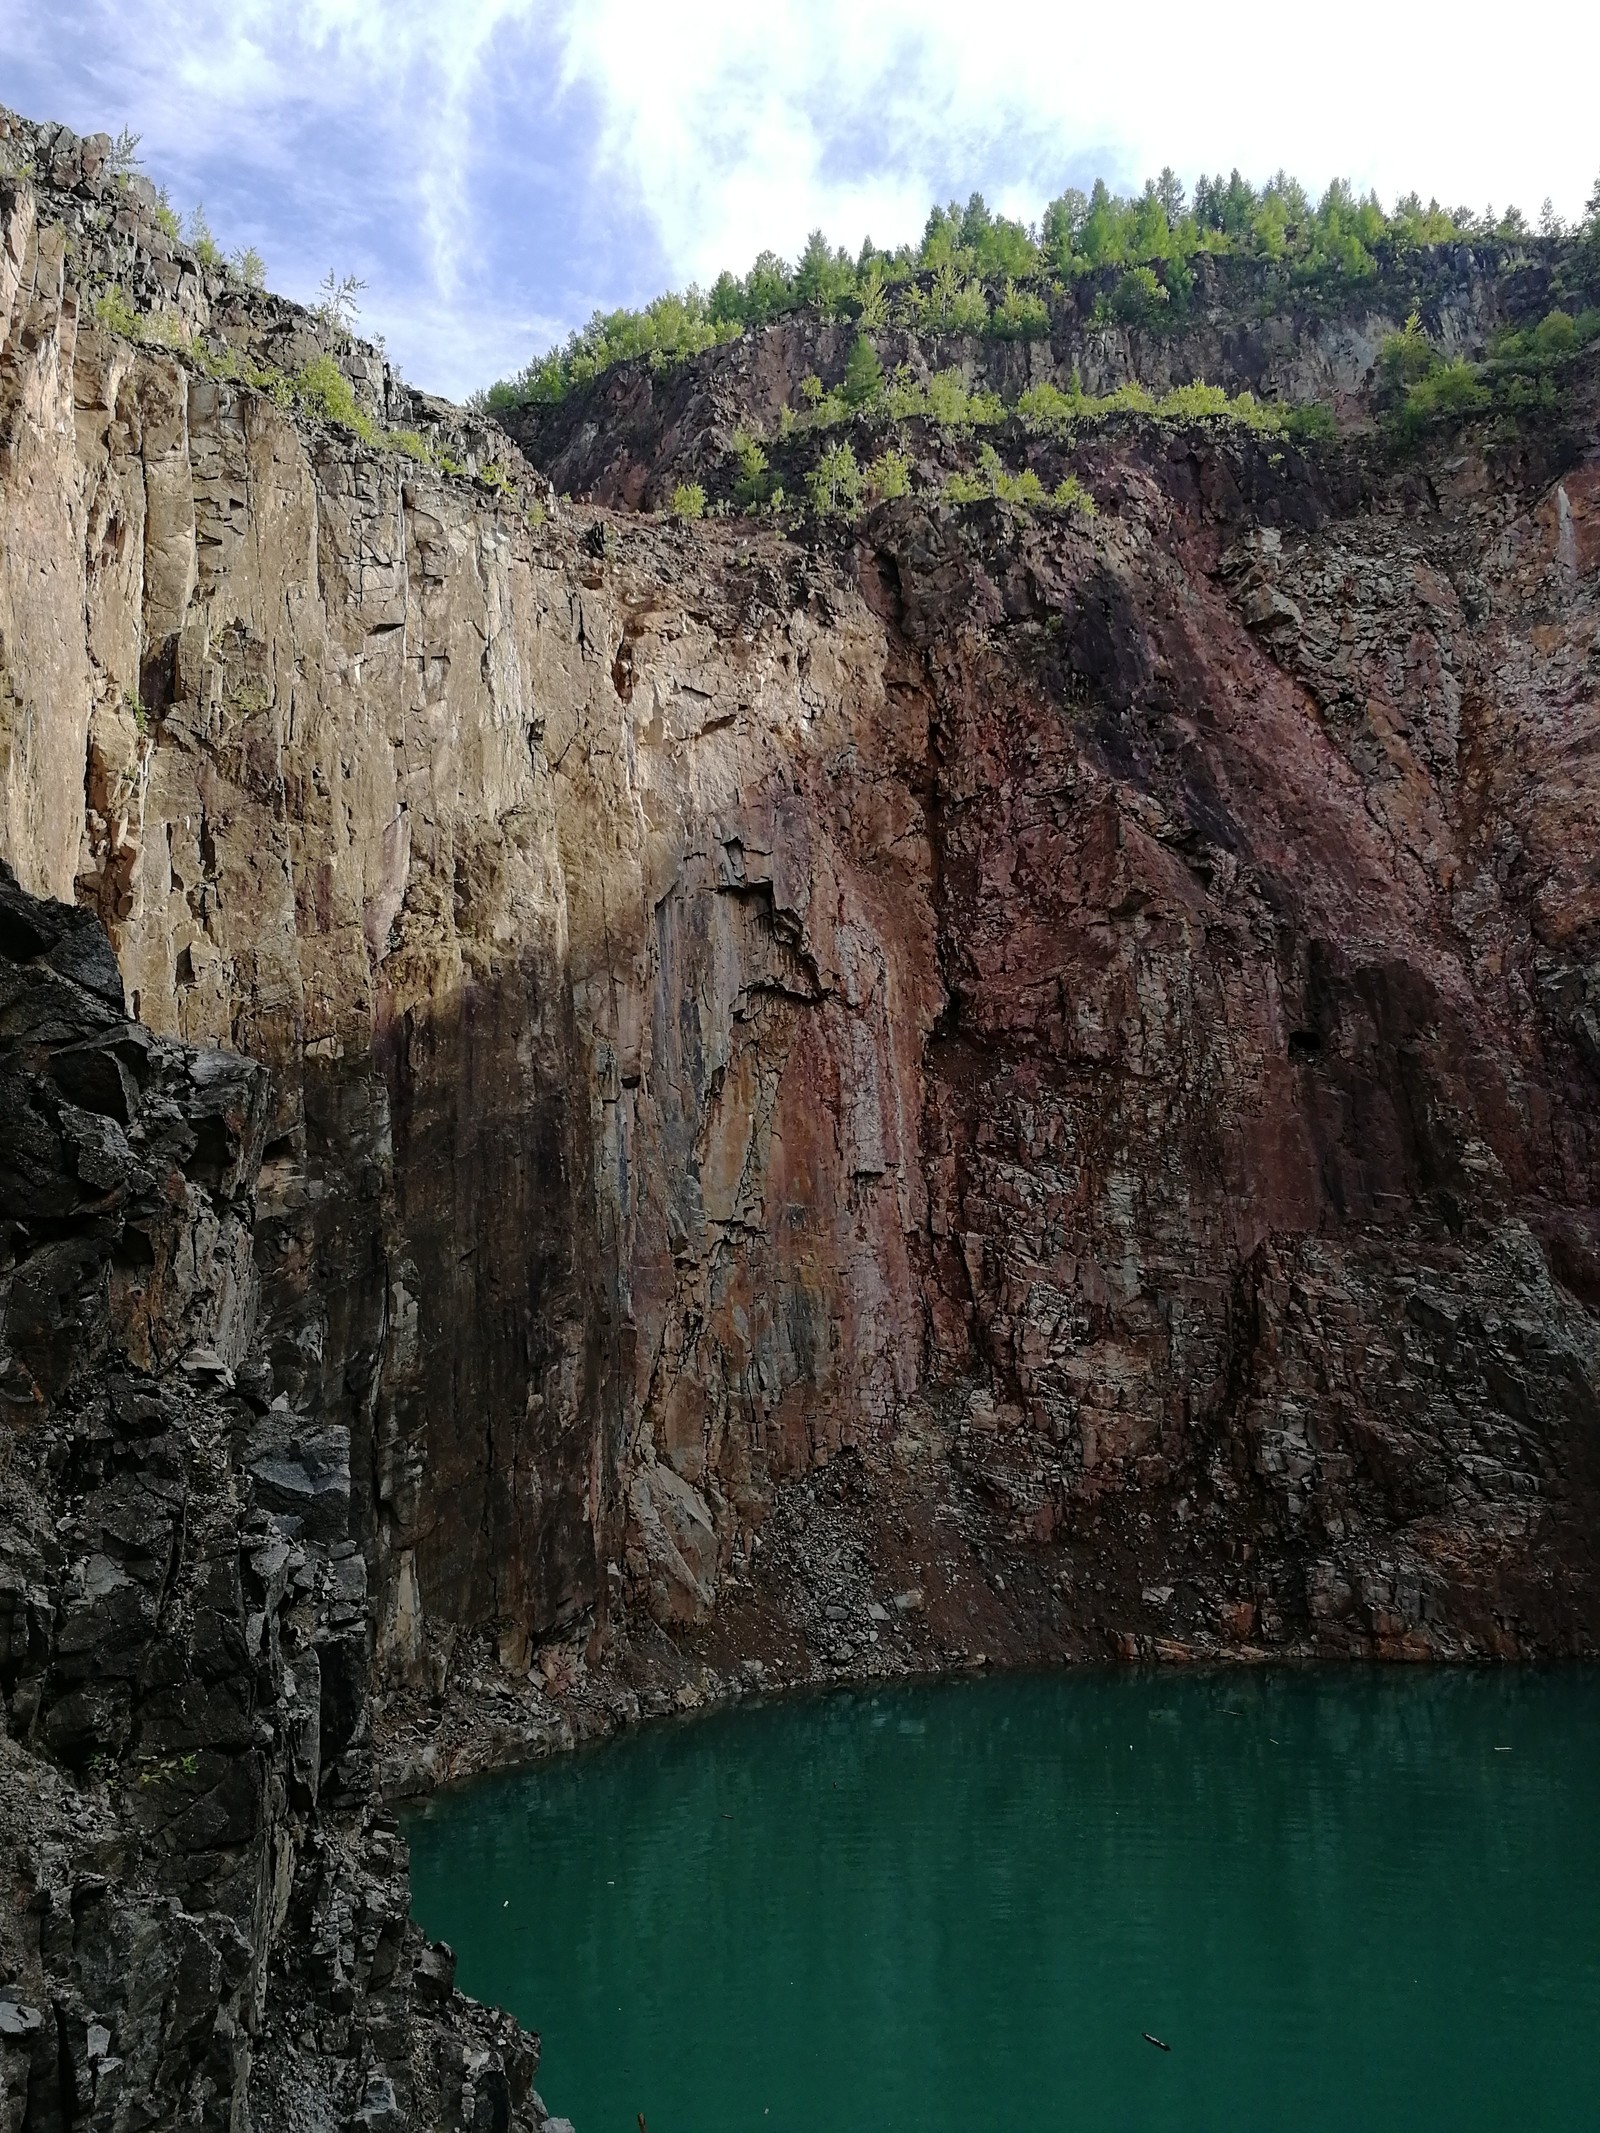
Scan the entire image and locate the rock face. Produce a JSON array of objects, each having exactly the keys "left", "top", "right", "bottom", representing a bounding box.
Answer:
[
  {"left": 2, "top": 94, "right": 1599, "bottom": 2128},
  {"left": 0, "top": 862, "right": 548, "bottom": 2131}
]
